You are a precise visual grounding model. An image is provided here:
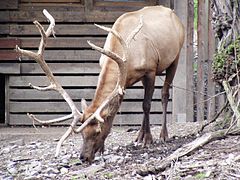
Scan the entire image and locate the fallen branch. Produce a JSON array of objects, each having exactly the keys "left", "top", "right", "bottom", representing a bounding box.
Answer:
[
  {"left": 198, "top": 101, "right": 229, "bottom": 133},
  {"left": 137, "top": 127, "right": 240, "bottom": 176}
]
